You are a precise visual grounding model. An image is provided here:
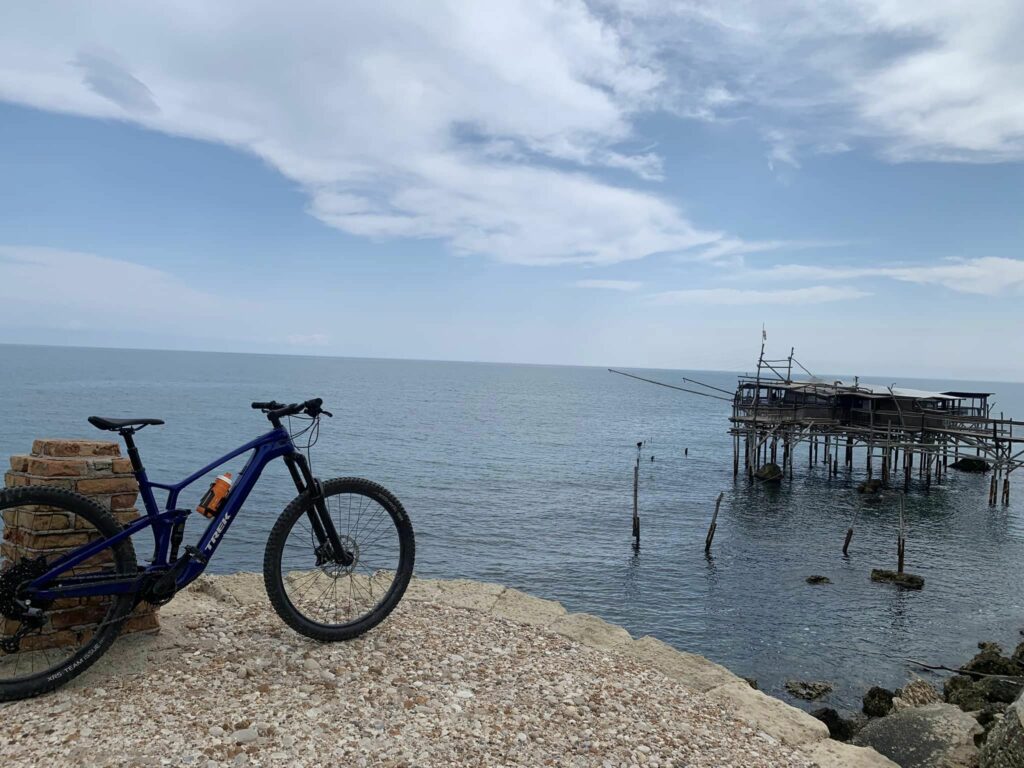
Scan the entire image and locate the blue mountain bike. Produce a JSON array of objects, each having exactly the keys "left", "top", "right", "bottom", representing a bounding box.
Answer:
[{"left": 0, "top": 398, "right": 415, "bottom": 700}]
